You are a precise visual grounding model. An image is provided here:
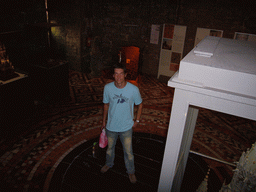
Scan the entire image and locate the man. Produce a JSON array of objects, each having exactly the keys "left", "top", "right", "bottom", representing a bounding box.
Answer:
[{"left": 100, "top": 63, "right": 143, "bottom": 184}]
